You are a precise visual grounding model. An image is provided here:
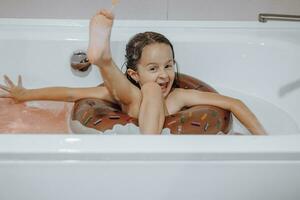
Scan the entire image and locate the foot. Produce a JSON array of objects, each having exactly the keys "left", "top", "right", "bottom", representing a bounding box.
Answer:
[{"left": 87, "top": 9, "right": 114, "bottom": 66}]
